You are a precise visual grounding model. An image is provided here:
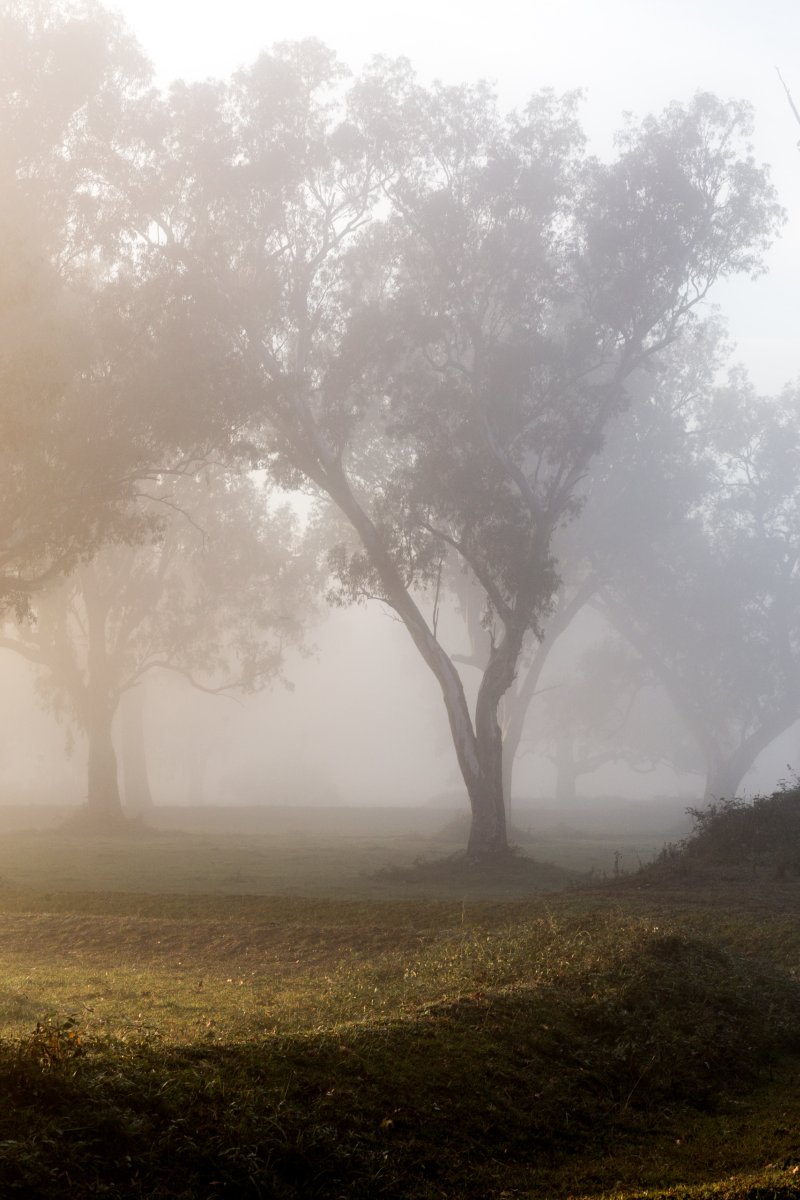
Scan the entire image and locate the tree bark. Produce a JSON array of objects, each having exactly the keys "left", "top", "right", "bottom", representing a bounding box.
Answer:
[
  {"left": 83, "top": 588, "right": 124, "bottom": 825},
  {"left": 119, "top": 685, "right": 153, "bottom": 815},
  {"left": 86, "top": 685, "right": 124, "bottom": 822}
]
